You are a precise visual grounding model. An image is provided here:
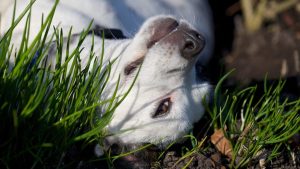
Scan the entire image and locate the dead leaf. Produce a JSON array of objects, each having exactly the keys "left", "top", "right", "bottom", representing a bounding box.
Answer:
[{"left": 211, "top": 128, "right": 233, "bottom": 159}]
